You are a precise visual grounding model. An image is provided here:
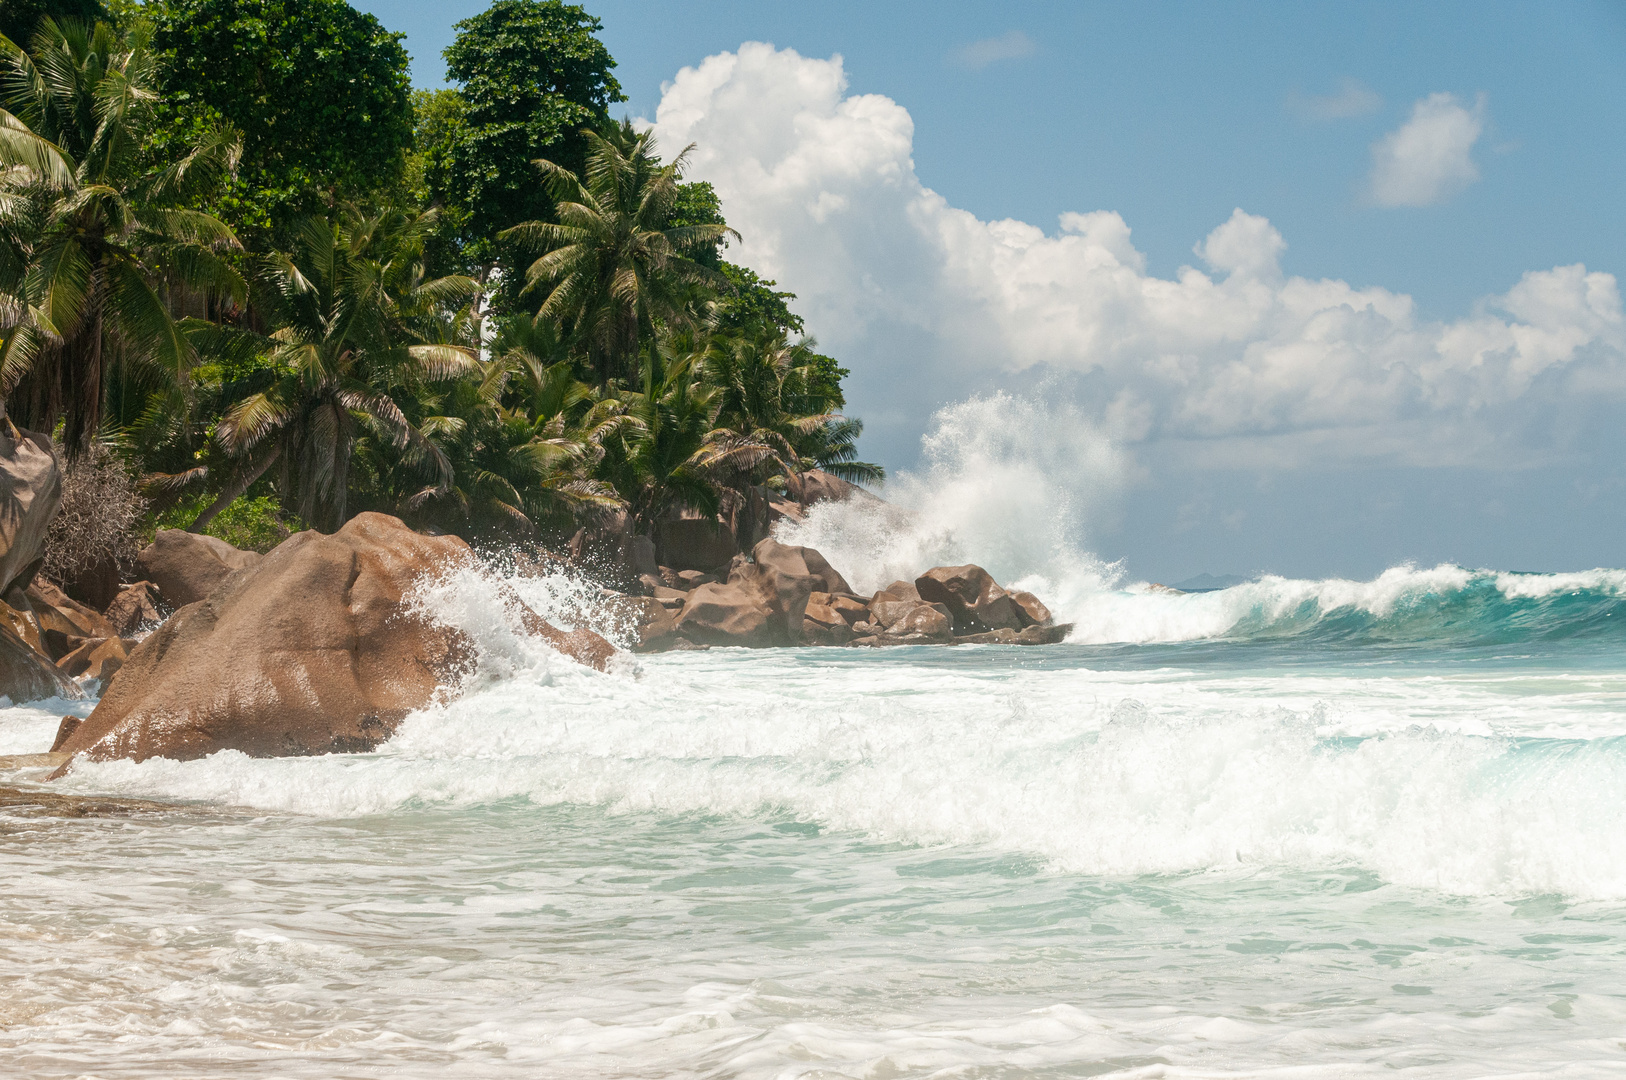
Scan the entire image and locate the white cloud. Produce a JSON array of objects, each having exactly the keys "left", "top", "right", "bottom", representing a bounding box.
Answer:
[
  {"left": 1289, "top": 77, "right": 1382, "bottom": 120},
  {"left": 952, "top": 31, "right": 1035, "bottom": 70},
  {"left": 654, "top": 45, "right": 1624, "bottom": 471},
  {"left": 1369, "top": 92, "right": 1486, "bottom": 207}
]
